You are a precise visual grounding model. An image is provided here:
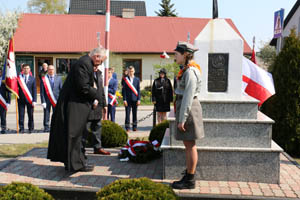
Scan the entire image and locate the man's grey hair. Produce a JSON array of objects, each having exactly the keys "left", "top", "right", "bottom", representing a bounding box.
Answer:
[{"left": 89, "top": 47, "right": 107, "bottom": 57}]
